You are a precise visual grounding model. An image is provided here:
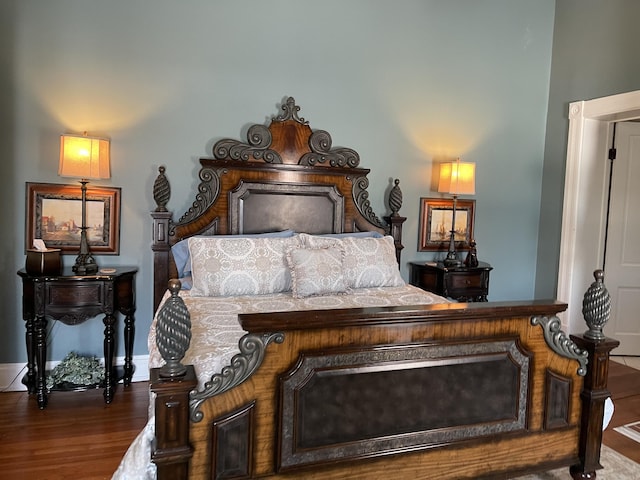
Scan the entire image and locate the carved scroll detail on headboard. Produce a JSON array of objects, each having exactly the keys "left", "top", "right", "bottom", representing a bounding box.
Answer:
[
  {"left": 351, "top": 175, "right": 387, "bottom": 231},
  {"left": 212, "top": 97, "right": 362, "bottom": 169},
  {"left": 299, "top": 130, "right": 360, "bottom": 168},
  {"left": 213, "top": 124, "right": 282, "bottom": 164},
  {"left": 172, "top": 167, "right": 223, "bottom": 236},
  {"left": 275, "top": 96, "right": 308, "bottom": 124}
]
